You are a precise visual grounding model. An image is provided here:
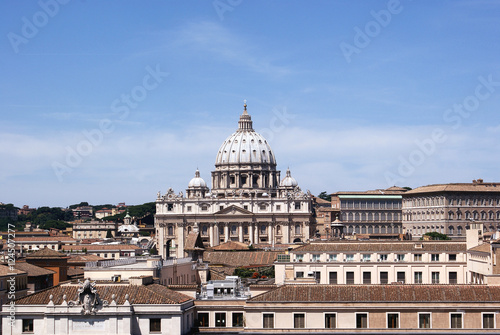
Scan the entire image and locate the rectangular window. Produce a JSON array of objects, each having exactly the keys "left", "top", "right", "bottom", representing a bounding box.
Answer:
[
  {"left": 345, "top": 254, "right": 354, "bottom": 262},
  {"left": 432, "top": 272, "right": 440, "bottom": 284},
  {"left": 431, "top": 254, "right": 440, "bottom": 262},
  {"left": 263, "top": 314, "right": 274, "bottom": 329},
  {"left": 150, "top": 318, "right": 161, "bottom": 332},
  {"left": 22, "top": 319, "right": 34, "bottom": 333},
  {"left": 414, "top": 254, "right": 422, "bottom": 262},
  {"left": 387, "top": 313, "right": 399, "bottom": 328},
  {"left": 449, "top": 254, "right": 457, "bottom": 261},
  {"left": 397, "top": 254, "right": 405, "bottom": 261},
  {"left": 414, "top": 271, "right": 423, "bottom": 284},
  {"left": 379, "top": 254, "right": 388, "bottom": 261},
  {"left": 296, "top": 254, "right": 303, "bottom": 262},
  {"left": 295, "top": 202, "right": 301, "bottom": 210},
  {"left": 215, "top": 313, "right": 226, "bottom": 327},
  {"left": 380, "top": 271, "right": 388, "bottom": 284},
  {"left": 329, "top": 254, "right": 337, "bottom": 261},
  {"left": 187, "top": 206, "right": 192, "bottom": 212},
  {"left": 397, "top": 272, "right": 405, "bottom": 284},
  {"left": 346, "top": 271, "right": 355, "bottom": 284},
  {"left": 167, "top": 203, "right": 173, "bottom": 211},
  {"left": 449, "top": 271, "right": 458, "bottom": 284},
  {"left": 276, "top": 205, "right": 281, "bottom": 211},
  {"left": 296, "top": 271, "right": 304, "bottom": 278},
  {"left": 259, "top": 204, "right": 266, "bottom": 210},
  {"left": 232, "top": 313, "right": 244, "bottom": 327},
  {"left": 329, "top": 272, "right": 337, "bottom": 284},
  {"left": 363, "top": 271, "right": 371, "bottom": 284},
  {"left": 419, "top": 313, "right": 431, "bottom": 328},
  {"left": 312, "top": 254, "right": 320, "bottom": 262},
  {"left": 244, "top": 205, "right": 248, "bottom": 210},
  {"left": 220, "top": 206, "right": 224, "bottom": 211},
  {"left": 450, "top": 313, "right": 462, "bottom": 329},
  {"left": 198, "top": 313, "right": 209, "bottom": 327},
  {"left": 483, "top": 313, "right": 495, "bottom": 329},
  {"left": 294, "top": 313, "right": 305, "bottom": 328},
  {"left": 313, "top": 271, "right": 321, "bottom": 282},
  {"left": 356, "top": 313, "right": 368, "bottom": 328},
  {"left": 362, "top": 254, "right": 371, "bottom": 262},
  {"left": 325, "top": 313, "right": 336, "bottom": 329}
]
